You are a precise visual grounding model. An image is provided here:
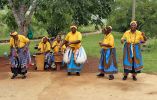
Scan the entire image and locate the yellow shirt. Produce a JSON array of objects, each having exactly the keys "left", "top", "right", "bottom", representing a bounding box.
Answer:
[
  {"left": 121, "top": 30, "right": 144, "bottom": 44},
  {"left": 10, "top": 35, "right": 29, "bottom": 48},
  {"left": 102, "top": 33, "right": 114, "bottom": 49},
  {"left": 52, "top": 41, "right": 66, "bottom": 53},
  {"left": 65, "top": 31, "right": 82, "bottom": 49},
  {"left": 38, "top": 41, "right": 51, "bottom": 53}
]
